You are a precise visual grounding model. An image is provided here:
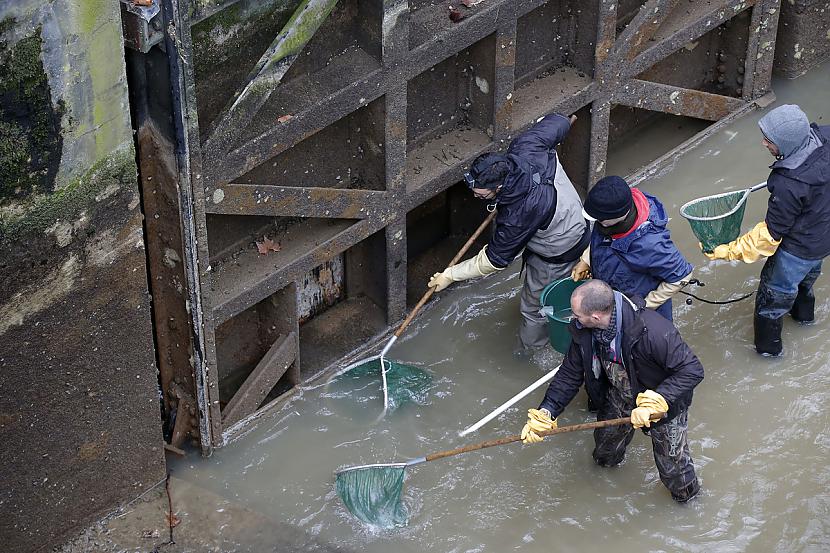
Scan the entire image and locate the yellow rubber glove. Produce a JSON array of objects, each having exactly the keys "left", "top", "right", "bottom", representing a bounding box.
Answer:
[
  {"left": 521, "top": 408, "right": 558, "bottom": 444},
  {"left": 571, "top": 260, "right": 591, "bottom": 281},
  {"left": 630, "top": 390, "right": 669, "bottom": 429},
  {"left": 427, "top": 246, "right": 501, "bottom": 291},
  {"left": 704, "top": 221, "right": 781, "bottom": 263},
  {"left": 428, "top": 271, "right": 453, "bottom": 291},
  {"left": 644, "top": 270, "right": 692, "bottom": 309}
]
